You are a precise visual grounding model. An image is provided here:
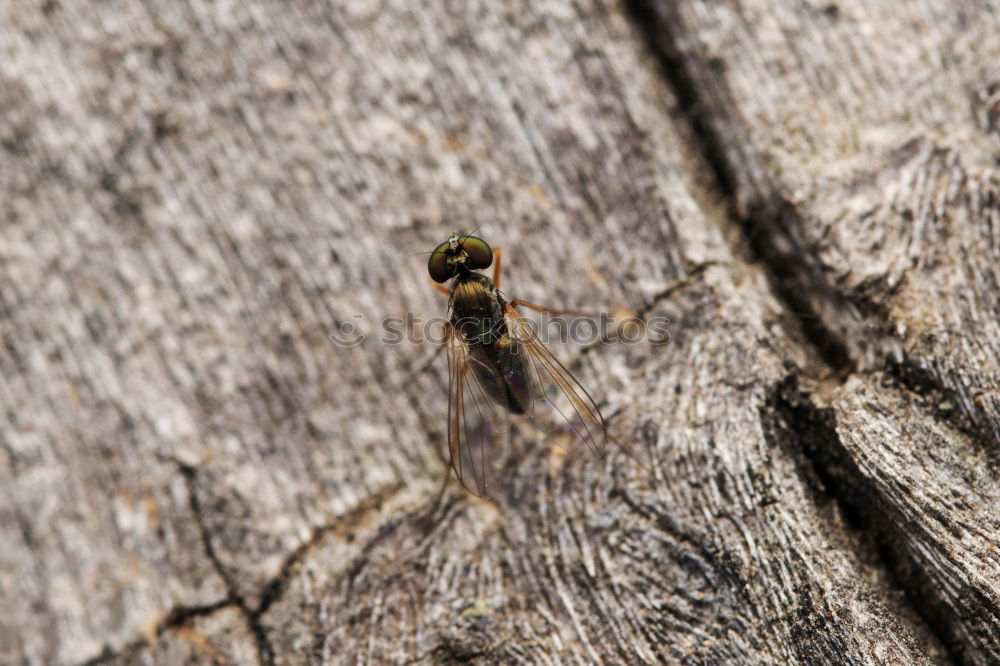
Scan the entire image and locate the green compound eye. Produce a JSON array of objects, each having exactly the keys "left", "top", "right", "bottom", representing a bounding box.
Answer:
[
  {"left": 458, "top": 236, "right": 492, "bottom": 270},
  {"left": 428, "top": 240, "right": 456, "bottom": 283},
  {"left": 427, "top": 235, "right": 493, "bottom": 283}
]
